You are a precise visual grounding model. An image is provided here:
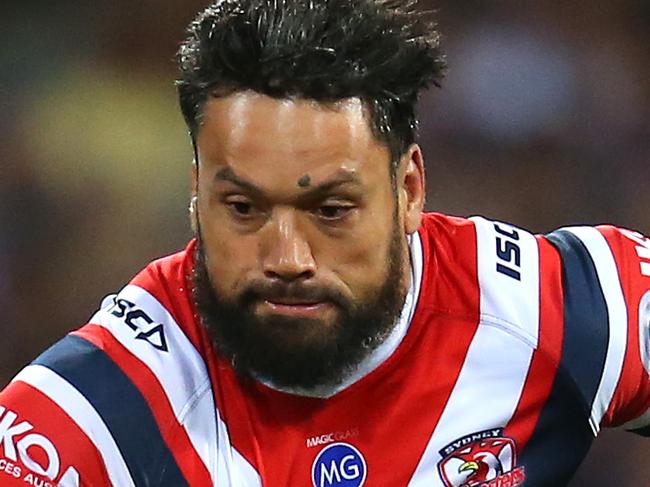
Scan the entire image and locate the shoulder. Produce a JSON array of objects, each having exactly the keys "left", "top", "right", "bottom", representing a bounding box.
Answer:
[
  {"left": 419, "top": 213, "right": 543, "bottom": 346},
  {"left": 421, "top": 214, "right": 650, "bottom": 429},
  {"left": 0, "top": 243, "right": 218, "bottom": 485}
]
